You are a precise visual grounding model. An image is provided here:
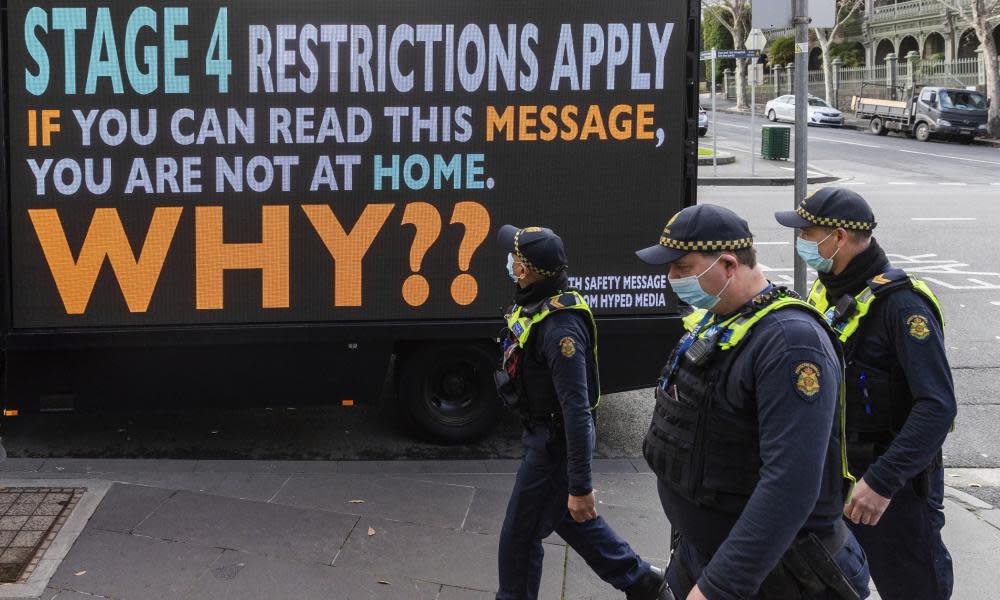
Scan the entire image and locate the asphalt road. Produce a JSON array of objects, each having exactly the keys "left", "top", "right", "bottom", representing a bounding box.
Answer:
[{"left": 3, "top": 113, "right": 999, "bottom": 473}]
